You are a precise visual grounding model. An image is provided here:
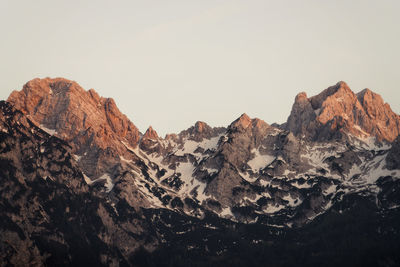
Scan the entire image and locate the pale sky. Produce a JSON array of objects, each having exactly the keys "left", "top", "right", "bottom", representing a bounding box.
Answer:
[{"left": 1, "top": 0, "right": 399, "bottom": 136}]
